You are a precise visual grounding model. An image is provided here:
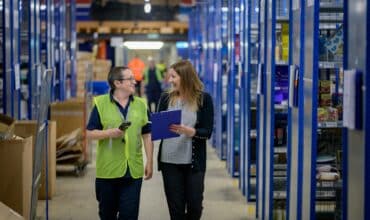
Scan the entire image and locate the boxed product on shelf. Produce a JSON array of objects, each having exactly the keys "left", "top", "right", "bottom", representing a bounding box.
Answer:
[
  {"left": 93, "top": 59, "right": 112, "bottom": 81},
  {"left": 14, "top": 121, "right": 57, "bottom": 200},
  {"left": 0, "top": 136, "right": 33, "bottom": 219},
  {"left": 319, "top": 94, "right": 332, "bottom": 107},
  {"left": 77, "top": 51, "right": 94, "bottom": 61},
  {"left": 318, "top": 108, "right": 329, "bottom": 122},
  {"left": 319, "top": 80, "right": 331, "bottom": 93},
  {"left": 327, "top": 107, "right": 339, "bottom": 122}
]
